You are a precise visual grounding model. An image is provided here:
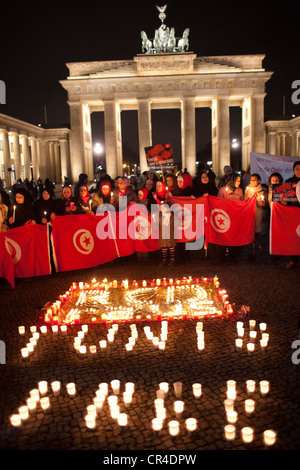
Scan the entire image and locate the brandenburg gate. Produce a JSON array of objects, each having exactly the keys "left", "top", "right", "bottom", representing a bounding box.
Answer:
[{"left": 60, "top": 6, "right": 273, "bottom": 181}]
